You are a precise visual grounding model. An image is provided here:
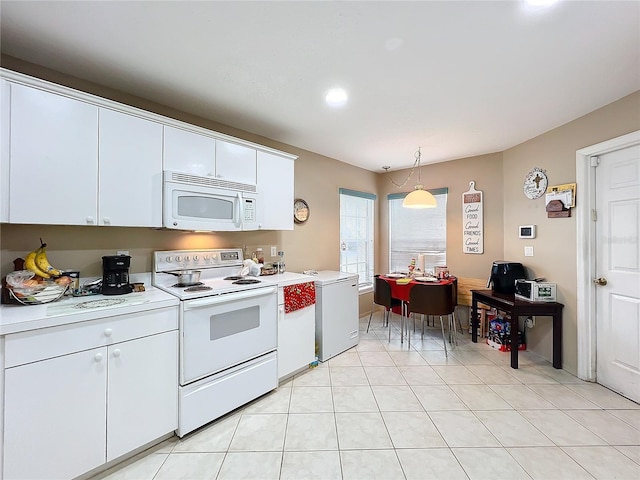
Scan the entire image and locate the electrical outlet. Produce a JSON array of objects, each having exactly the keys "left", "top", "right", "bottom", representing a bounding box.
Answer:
[
  {"left": 117, "top": 250, "right": 129, "bottom": 256},
  {"left": 270, "top": 246, "right": 277, "bottom": 257},
  {"left": 524, "top": 246, "right": 534, "bottom": 257}
]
